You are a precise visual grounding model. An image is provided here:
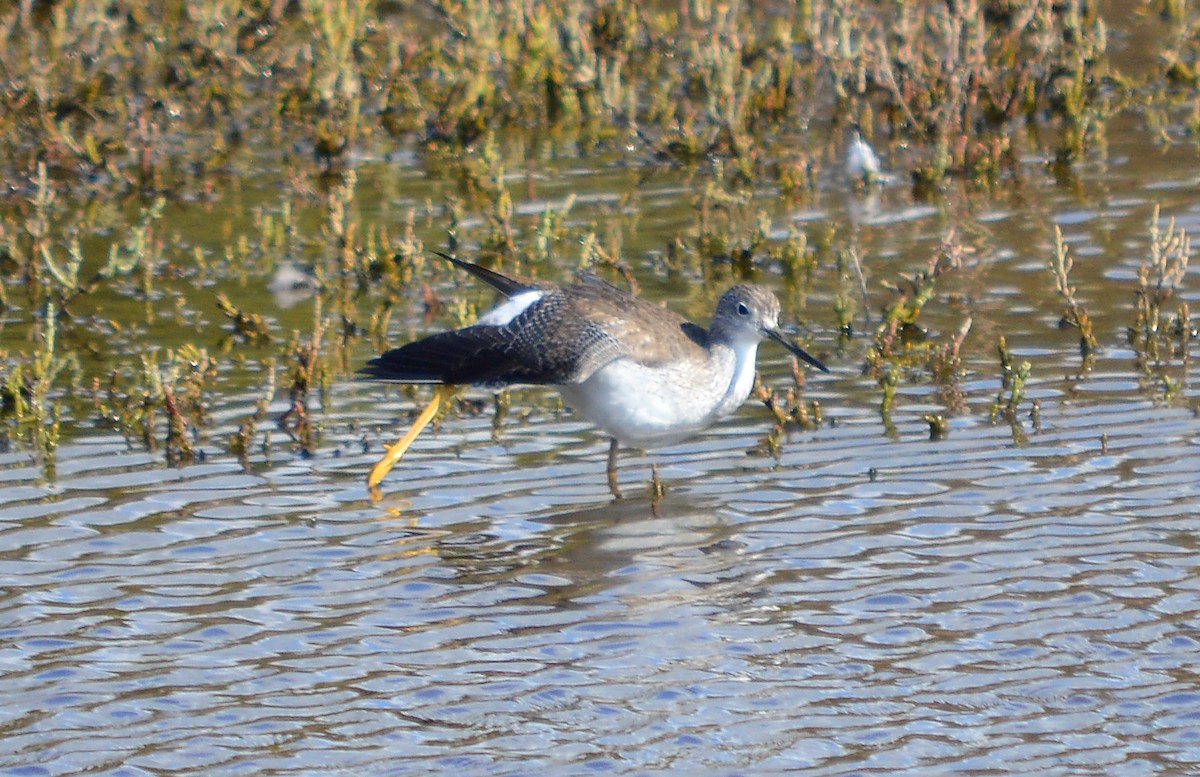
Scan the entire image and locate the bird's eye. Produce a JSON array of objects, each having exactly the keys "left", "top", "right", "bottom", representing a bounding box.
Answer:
[{"left": 737, "top": 303, "right": 751, "bottom": 317}]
